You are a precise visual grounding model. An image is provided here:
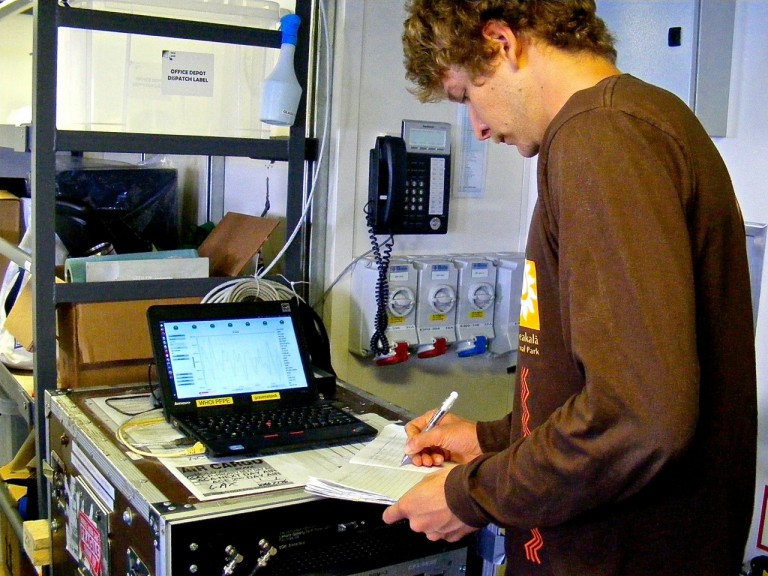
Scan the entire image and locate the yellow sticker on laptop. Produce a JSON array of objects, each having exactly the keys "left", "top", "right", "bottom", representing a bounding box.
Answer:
[
  {"left": 196, "top": 397, "right": 233, "bottom": 408},
  {"left": 252, "top": 392, "right": 281, "bottom": 402}
]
